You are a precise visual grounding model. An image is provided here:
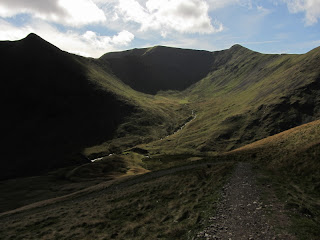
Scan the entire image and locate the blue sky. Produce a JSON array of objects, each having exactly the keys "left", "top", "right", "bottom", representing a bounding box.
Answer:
[{"left": 0, "top": 0, "right": 319, "bottom": 57}]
